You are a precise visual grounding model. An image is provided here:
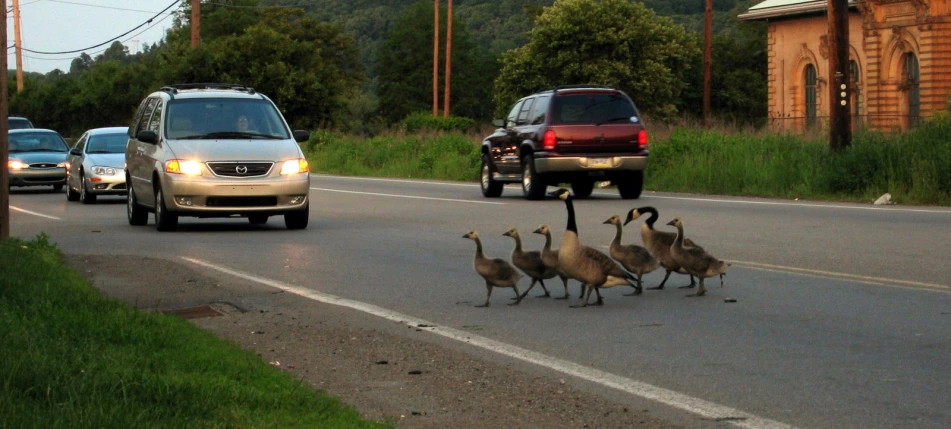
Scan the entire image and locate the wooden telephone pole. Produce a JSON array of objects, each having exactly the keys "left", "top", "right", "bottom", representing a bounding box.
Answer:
[
  {"left": 828, "top": 0, "right": 851, "bottom": 150},
  {"left": 13, "top": 0, "right": 23, "bottom": 92},
  {"left": 191, "top": 0, "right": 201, "bottom": 48},
  {"left": 703, "top": 0, "right": 712, "bottom": 128},
  {"left": 443, "top": 0, "right": 453, "bottom": 118},
  {"left": 433, "top": 0, "right": 439, "bottom": 116},
  {"left": 2, "top": 0, "right": 10, "bottom": 239}
]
